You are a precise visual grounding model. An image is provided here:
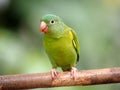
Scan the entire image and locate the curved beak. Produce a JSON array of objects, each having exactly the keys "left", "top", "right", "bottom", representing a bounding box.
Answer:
[{"left": 40, "top": 21, "right": 48, "bottom": 33}]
